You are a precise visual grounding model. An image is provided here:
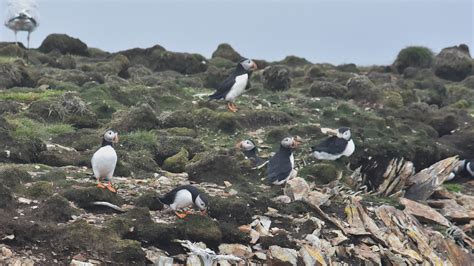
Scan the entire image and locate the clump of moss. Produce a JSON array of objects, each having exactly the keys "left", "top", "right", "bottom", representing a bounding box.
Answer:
[
  {"left": 62, "top": 186, "right": 123, "bottom": 208},
  {"left": 6, "top": 116, "right": 74, "bottom": 141},
  {"left": 383, "top": 91, "right": 404, "bottom": 109},
  {"left": 162, "top": 147, "right": 189, "bottom": 173},
  {"left": 394, "top": 46, "right": 433, "bottom": 73},
  {"left": 134, "top": 191, "right": 163, "bottom": 211},
  {"left": 121, "top": 130, "right": 158, "bottom": 151},
  {"left": 299, "top": 163, "right": 339, "bottom": 185},
  {"left": 0, "top": 166, "right": 31, "bottom": 189},
  {"left": 177, "top": 214, "right": 222, "bottom": 247},
  {"left": 0, "top": 185, "right": 14, "bottom": 208},
  {"left": 0, "top": 89, "right": 63, "bottom": 103},
  {"left": 26, "top": 181, "right": 54, "bottom": 199},
  {"left": 37, "top": 194, "right": 78, "bottom": 223},
  {"left": 443, "top": 183, "right": 462, "bottom": 193}
]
